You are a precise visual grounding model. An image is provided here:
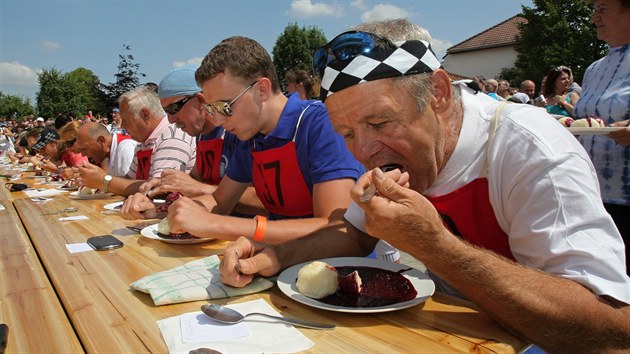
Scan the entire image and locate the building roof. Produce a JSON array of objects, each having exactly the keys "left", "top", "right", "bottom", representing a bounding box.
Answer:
[
  {"left": 447, "top": 15, "right": 527, "bottom": 54},
  {"left": 446, "top": 71, "right": 471, "bottom": 81}
]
